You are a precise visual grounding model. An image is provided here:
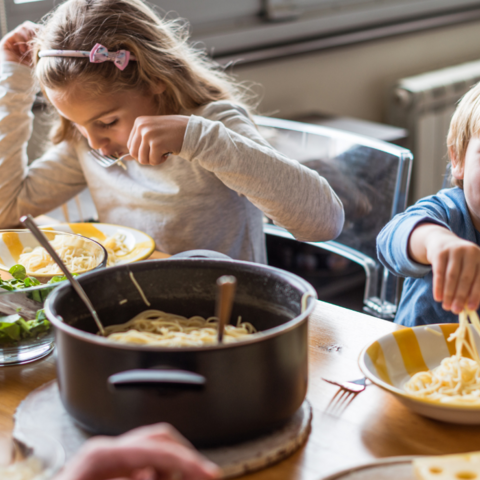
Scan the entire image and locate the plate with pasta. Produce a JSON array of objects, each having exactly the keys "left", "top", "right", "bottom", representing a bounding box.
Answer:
[
  {"left": 0, "top": 229, "right": 108, "bottom": 279},
  {"left": 41, "top": 223, "right": 156, "bottom": 267},
  {"left": 359, "top": 312, "right": 480, "bottom": 424}
]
